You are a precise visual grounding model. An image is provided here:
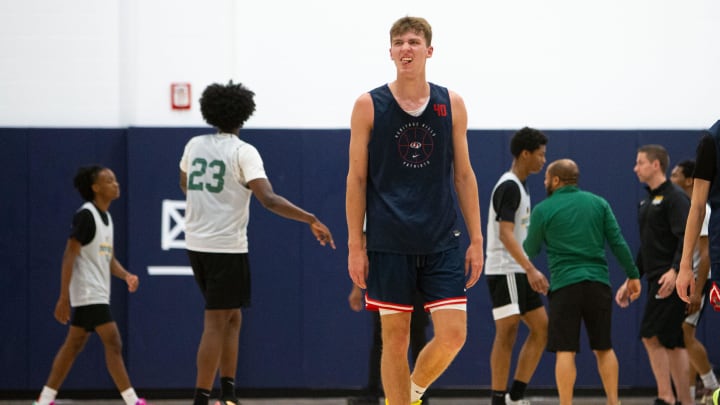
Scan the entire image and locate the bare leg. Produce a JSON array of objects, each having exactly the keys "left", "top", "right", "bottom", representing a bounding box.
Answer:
[
  {"left": 555, "top": 351, "right": 576, "bottom": 405},
  {"left": 668, "top": 347, "right": 692, "bottom": 405},
  {"left": 95, "top": 322, "right": 132, "bottom": 391},
  {"left": 44, "top": 326, "right": 91, "bottom": 389},
  {"left": 380, "top": 312, "right": 412, "bottom": 405},
  {"left": 196, "top": 309, "right": 241, "bottom": 390},
  {"left": 489, "top": 315, "right": 520, "bottom": 391},
  {"left": 515, "top": 307, "right": 548, "bottom": 383},
  {"left": 218, "top": 310, "right": 242, "bottom": 380},
  {"left": 593, "top": 349, "right": 619, "bottom": 405},
  {"left": 683, "top": 322, "right": 713, "bottom": 383},
  {"left": 642, "top": 336, "right": 674, "bottom": 404},
  {"left": 410, "top": 309, "right": 466, "bottom": 389}
]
